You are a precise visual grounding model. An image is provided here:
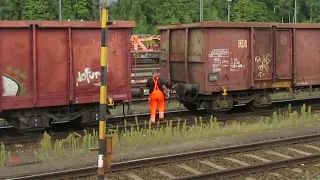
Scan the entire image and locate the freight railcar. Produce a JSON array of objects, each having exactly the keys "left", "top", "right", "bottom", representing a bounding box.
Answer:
[
  {"left": 0, "top": 21, "right": 135, "bottom": 132},
  {"left": 158, "top": 22, "right": 320, "bottom": 114}
]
